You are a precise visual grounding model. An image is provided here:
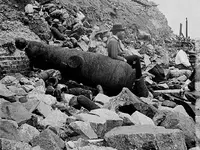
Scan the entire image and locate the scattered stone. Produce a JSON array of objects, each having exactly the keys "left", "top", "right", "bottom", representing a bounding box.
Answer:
[
  {"left": 77, "top": 95, "right": 100, "bottom": 111},
  {"left": 189, "top": 147, "right": 200, "bottom": 150},
  {"left": 22, "top": 84, "right": 35, "bottom": 92},
  {"left": 131, "top": 111, "right": 155, "bottom": 125},
  {"left": 0, "top": 76, "right": 19, "bottom": 86},
  {"left": 170, "top": 69, "right": 192, "bottom": 78},
  {"left": 75, "top": 113, "right": 106, "bottom": 138},
  {"left": 19, "top": 124, "right": 40, "bottom": 143},
  {"left": 0, "top": 83, "right": 16, "bottom": 97},
  {"left": 68, "top": 88, "right": 92, "bottom": 99},
  {"left": 36, "top": 101, "right": 53, "bottom": 118},
  {"left": 177, "top": 75, "right": 187, "bottom": 82},
  {"left": 66, "top": 141, "right": 75, "bottom": 149},
  {"left": 77, "top": 40, "right": 89, "bottom": 51},
  {"left": 39, "top": 109, "right": 68, "bottom": 128},
  {"left": 173, "top": 105, "right": 190, "bottom": 118},
  {"left": 161, "top": 100, "right": 177, "bottom": 108},
  {"left": 153, "top": 110, "right": 196, "bottom": 148},
  {"left": 158, "top": 105, "right": 174, "bottom": 112},
  {"left": 104, "top": 88, "right": 158, "bottom": 118},
  {"left": 0, "top": 119, "right": 20, "bottom": 141},
  {"left": 0, "top": 138, "right": 32, "bottom": 150},
  {"left": 0, "top": 101, "right": 32, "bottom": 124},
  {"left": 34, "top": 79, "right": 46, "bottom": 88},
  {"left": 30, "top": 86, "right": 46, "bottom": 94},
  {"left": 69, "top": 121, "right": 98, "bottom": 139},
  {"left": 7, "top": 85, "right": 27, "bottom": 96},
  {"left": 118, "top": 112, "right": 135, "bottom": 125},
  {"left": 19, "top": 77, "right": 34, "bottom": 85},
  {"left": 104, "top": 125, "right": 187, "bottom": 150},
  {"left": 31, "top": 129, "right": 65, "bottom": 150},
  {"left": 32, "top": 146, "right": 43, "bottom": 150},
  {"left": 23, "top": 99, "right": 40, "bottom": 113},
  {"left": 25, "top": 4, "right": 34, "bottom": 14},
  {"left": 90, "top": 109, "right": 123, "bottom": 132},
  {"left": 42, "top": 94, "right": 57, "bottom": 106},
  {"left": 62, "top": 93, "right": 75, "bottom": 104},
  {"left": 94, "top": 93, "right": 111, "bottom": 105}
]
